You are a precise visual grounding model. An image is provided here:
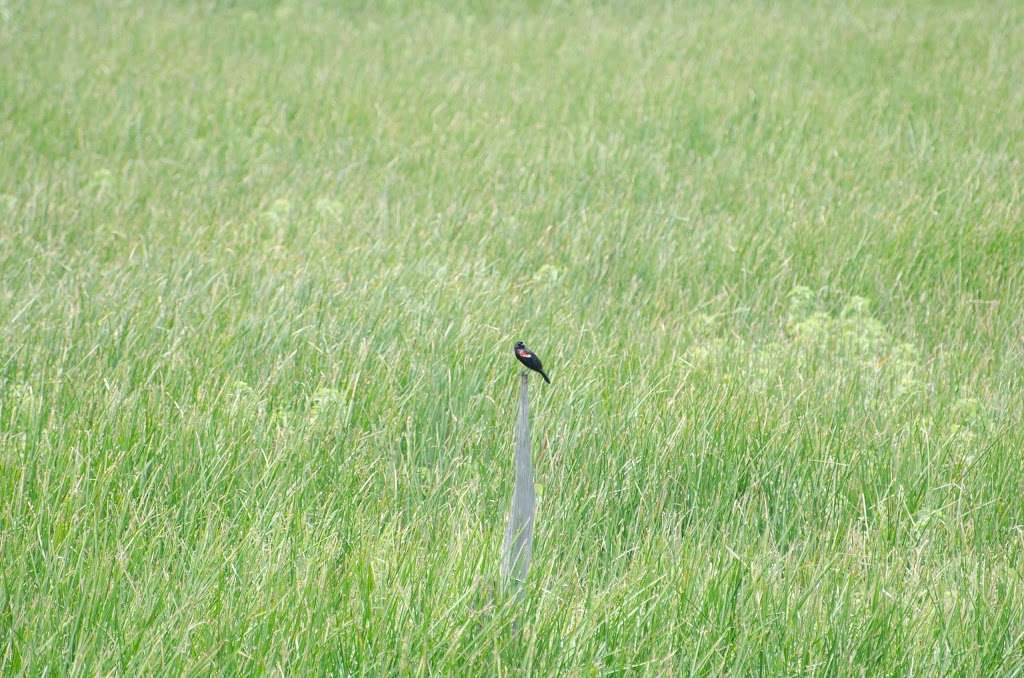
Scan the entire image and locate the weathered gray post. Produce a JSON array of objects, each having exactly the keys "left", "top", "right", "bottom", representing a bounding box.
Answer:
[{"left": 501, "top": 371, "right": 535, "bottom": 593}]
